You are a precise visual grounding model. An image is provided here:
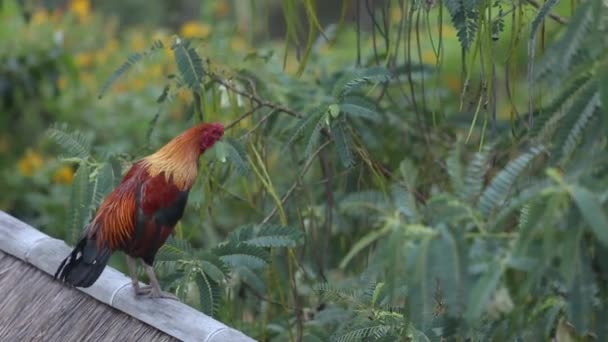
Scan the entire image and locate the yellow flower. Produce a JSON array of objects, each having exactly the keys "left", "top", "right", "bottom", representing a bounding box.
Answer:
[
  {"left": 283, "top": 53, "right": 300, "bottom": 74},
  {"left": 177, "top": 89, "right": 191, "bottom": 102},
  {"left": 69, "top": 0, "right": 90, "bottom": 22},
  {"left": 32, "top": 9, "right": 49, "bottom": 24},
  {"left": 163, "top": 45, "right": 174, "bottom": 60},
  {"left": 421, "top": 50, "right": 438, "bottom": 65},
  {"left": 81, "top": 73, "right": 96, "bottom": 88},
  {"left": 440, "top": 24, "right": 458, "bottom": 39},
  {"left": 18, "top": 150, "right": 44, "bottom": 176},
  {"left": 75, "top": 52, "right": 95, "bottom": 68},
  {"left": 214, "top": 1, "right": 230, "bottom": 17},
  {"left": 170, "top": 108, "right": 183, "bottom": 120},
  {"left": 230, "top": 36, "right": 248, "bottom": 52},
  {"left": 0, "top": 136, "right": 9, "bottom": 153},
  {"left": 180, "top": 21, "right": 211, "bottom": 39},
  {"left": 106, "top": 39, "right": 120, "bottom": 52},
  {"left": 390, "top": 5, "right": 402, "bottom": 23},
  {"left": 149, "top": 64, "right": 163, "bottom": 78},
  {"left": 129, "top": 78, "right": 145, "bottom": 91},
  {"left": 446, "top": 75, "right": 461, "bottom": 93},
  {"left": 98, "top": 39, "right": 120, "bottom": 64},
  {"left": 53, "top": 165, "right": 74, "bottom": 184},
  {"left": 58, "top": 76, "right": 68, "bottom": 90},
  {"left": 130, "top": 32, "right": 147, "bottom": 51}
]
